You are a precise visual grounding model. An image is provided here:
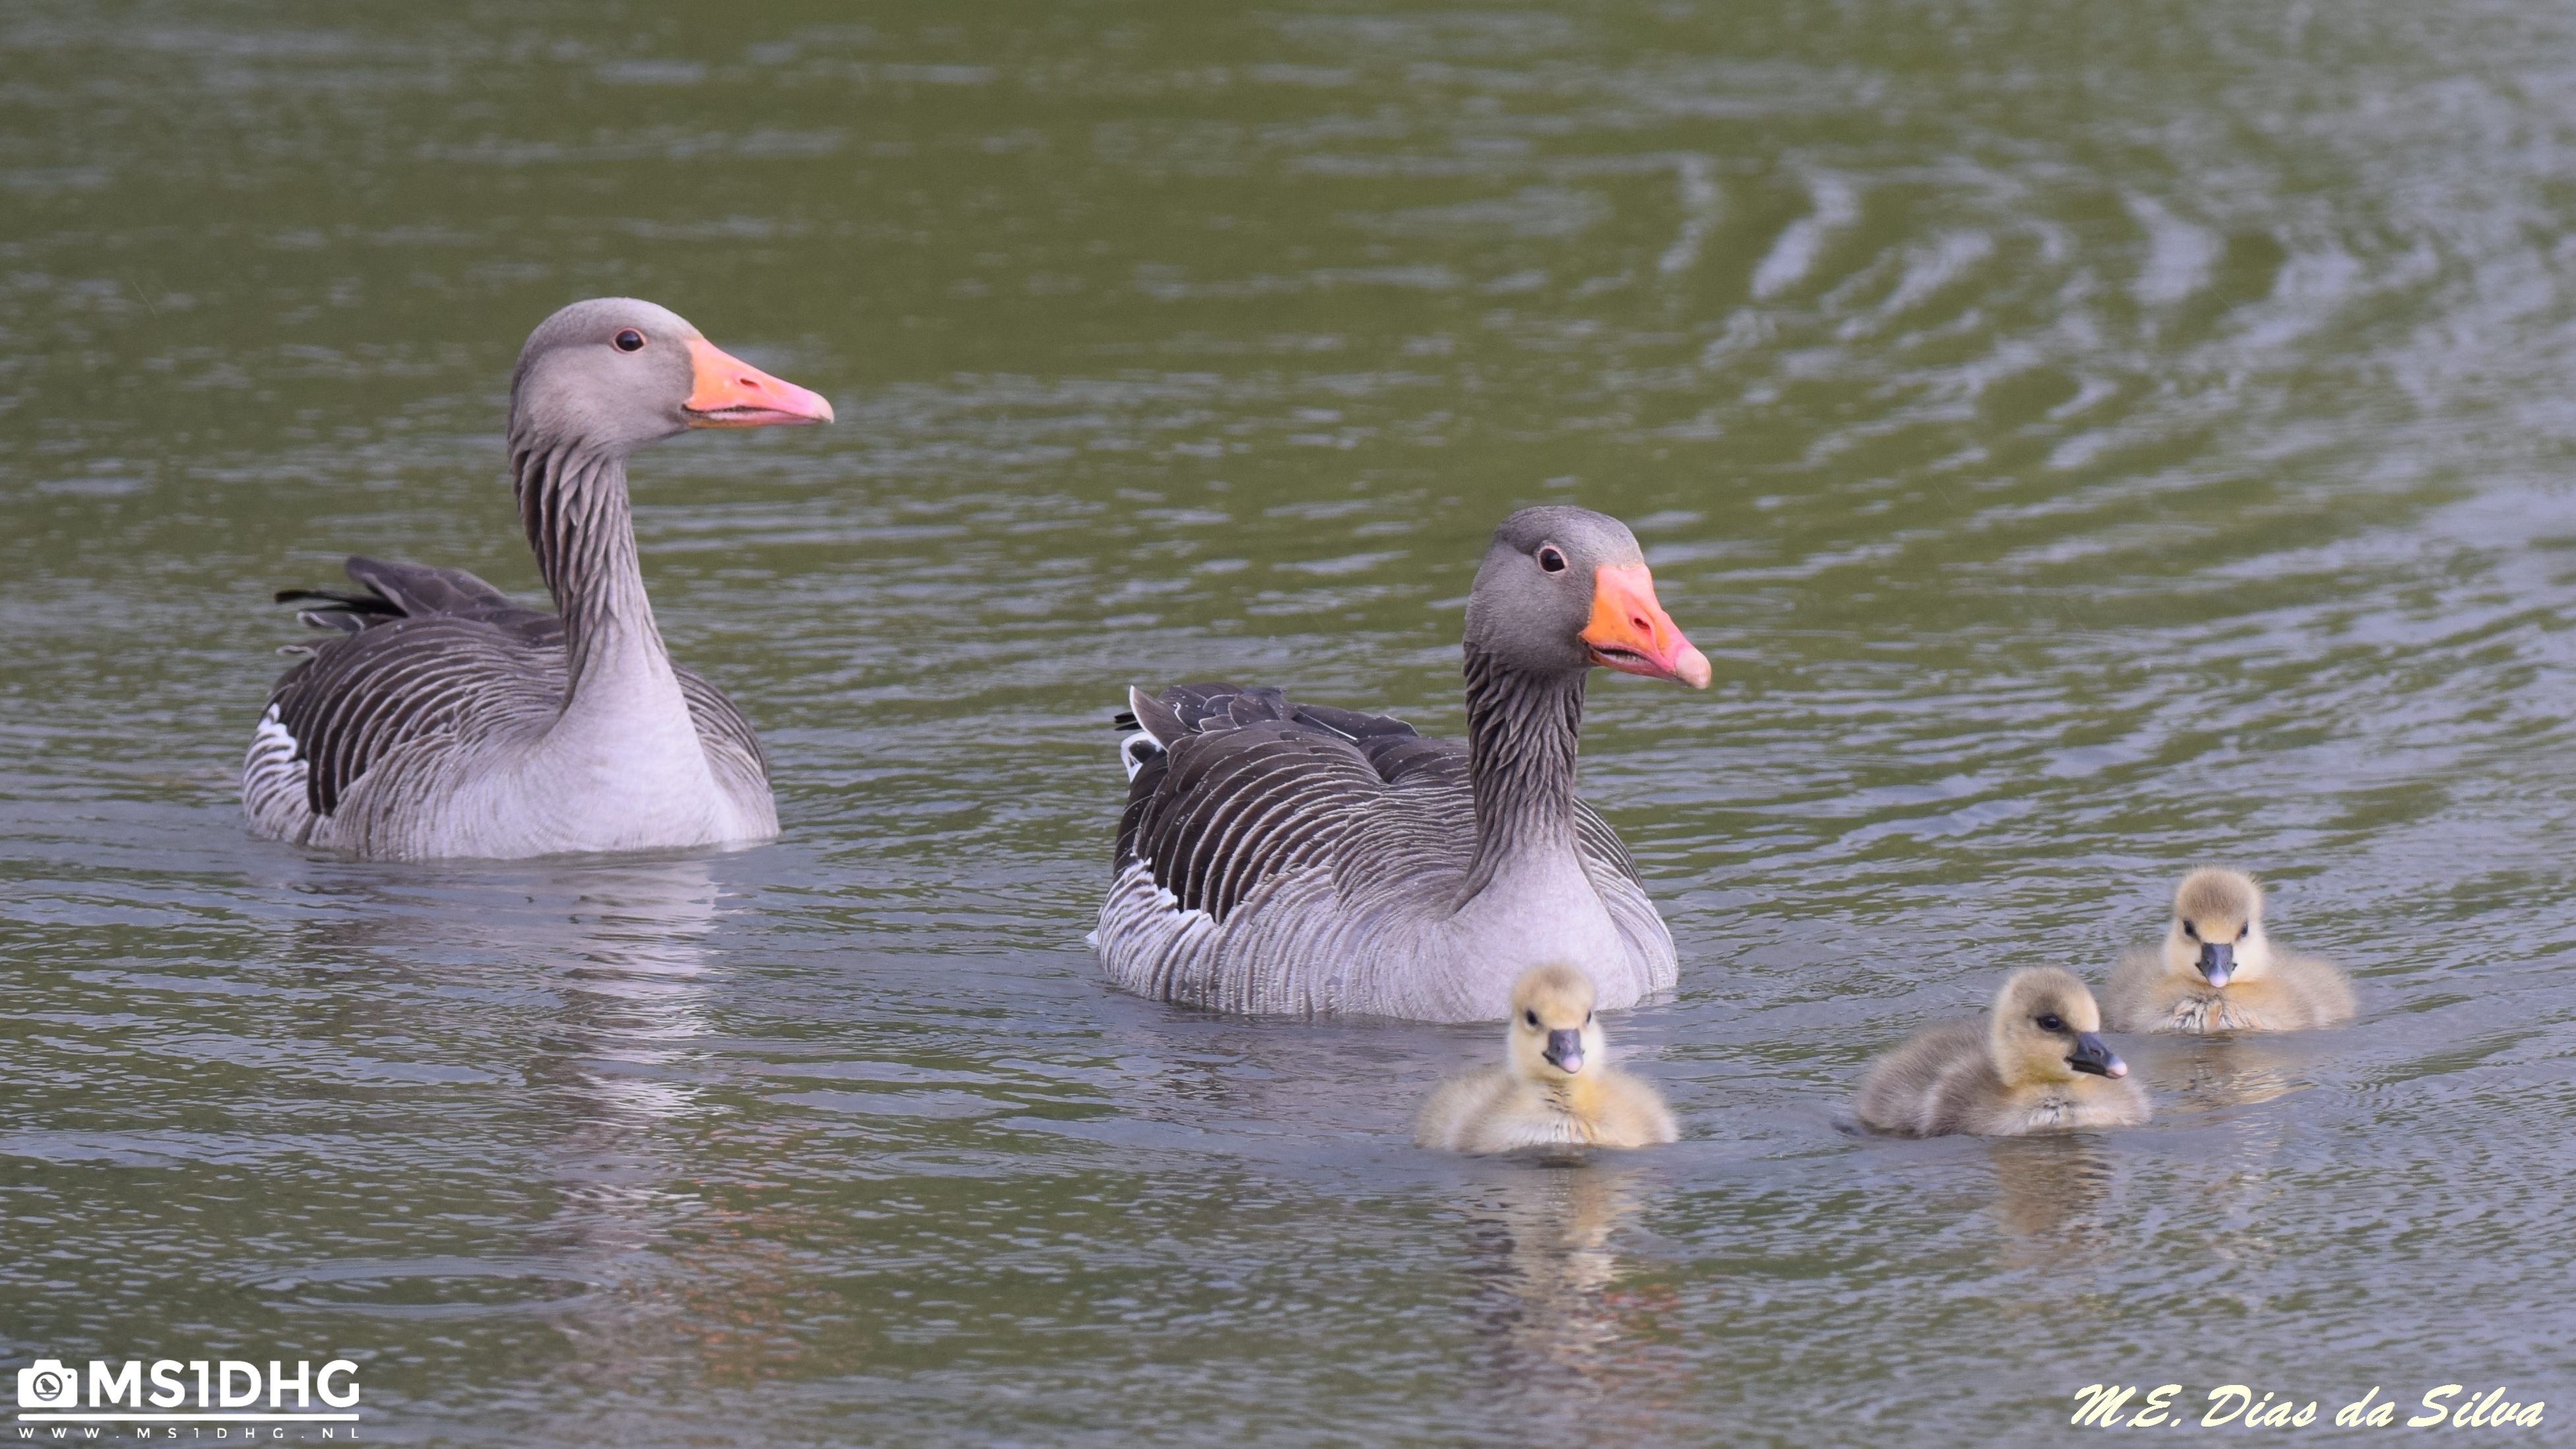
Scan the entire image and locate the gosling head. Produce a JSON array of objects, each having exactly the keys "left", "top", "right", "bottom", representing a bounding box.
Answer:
[
  {"left": 1988, "top": 968, "right": 2126, "bottom": 1088},
  {"left": 2163, "top": 868, "right": 2272, "bottom": 989},
  {"left": 1505, "top": 964, "right": 1608, "bottom": 1084}
]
